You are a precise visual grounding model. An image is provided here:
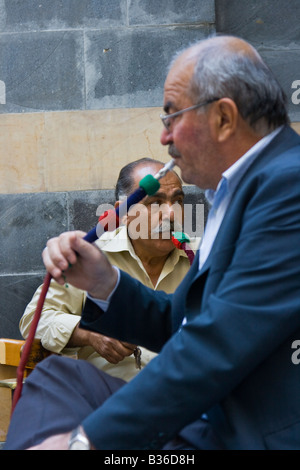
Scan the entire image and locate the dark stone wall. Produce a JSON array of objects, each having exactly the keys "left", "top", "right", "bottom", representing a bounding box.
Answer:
[
  {"left": 0, "top": 0, "right": 215, "bottom": 112},
  {"left": 1, "top": 1, "right": 299, "bottom": 118},
  {"left": 216, "top": 0, "right": 300, "bottom": 121},
  {"left": 1, "top": 0, "right": 300, "bottom": 338},
  {"left": 0, "top": 0, "right": 214, "bottom": 338}
]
